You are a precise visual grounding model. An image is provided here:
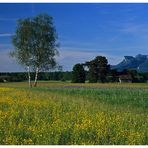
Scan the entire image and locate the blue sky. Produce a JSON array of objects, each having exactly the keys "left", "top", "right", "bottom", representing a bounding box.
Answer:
[{"left": 0, "top": 3, "right": 148, "bottom": 72}]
